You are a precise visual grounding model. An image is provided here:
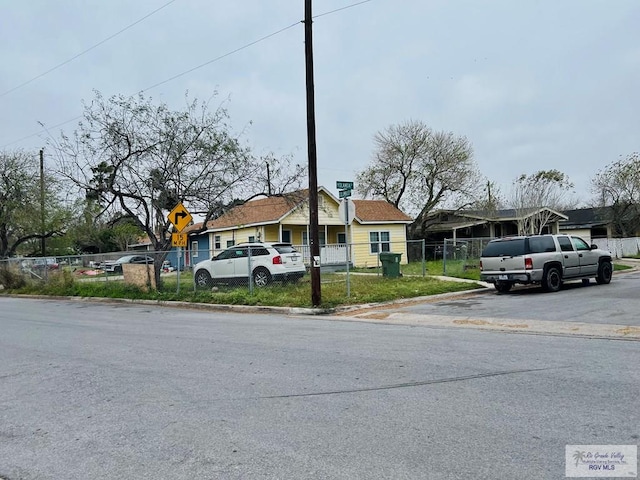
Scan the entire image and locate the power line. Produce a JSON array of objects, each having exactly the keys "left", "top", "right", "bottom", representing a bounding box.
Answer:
[
  {"left": 141, "top": 21, "right": 300, "bottom": 93},
  {"left": 1, "top": 0, "right": 374, "bottom": 149},
  {"left": 0, "top": 0, "right": 179, "bottom": 98},
  {"left": 313, "top": 0, "right": 373, "bottom": 19}
]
